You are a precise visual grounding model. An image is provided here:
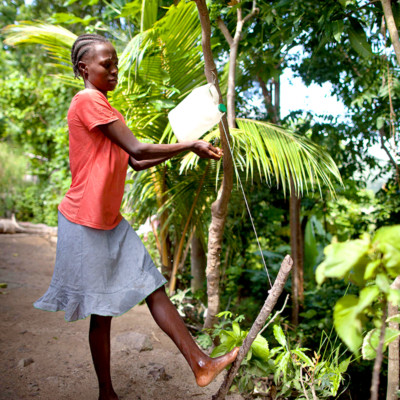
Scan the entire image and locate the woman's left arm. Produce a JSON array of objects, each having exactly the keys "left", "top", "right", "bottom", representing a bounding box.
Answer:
[{"left": 128, "top": 155, "right": 170, "bottom": 171}]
